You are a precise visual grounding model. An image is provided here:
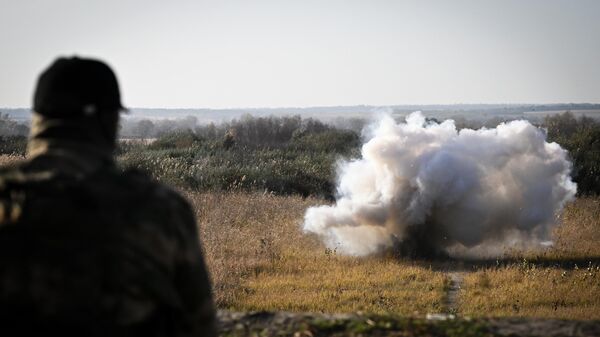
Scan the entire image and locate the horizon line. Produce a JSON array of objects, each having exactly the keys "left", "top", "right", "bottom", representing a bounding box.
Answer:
[{"left": 3, "top": 102, "right": 600, "bottom": 111}]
